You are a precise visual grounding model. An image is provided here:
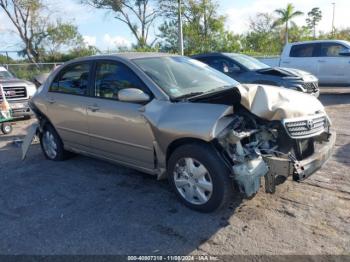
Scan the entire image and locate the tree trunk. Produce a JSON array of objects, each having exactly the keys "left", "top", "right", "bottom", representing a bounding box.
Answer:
[
  {"left": 285, "top": 21, "right": 288, "bottom": 44},
  {"left": 313, "top": 23, "right": 316, "bottom": 39}
]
